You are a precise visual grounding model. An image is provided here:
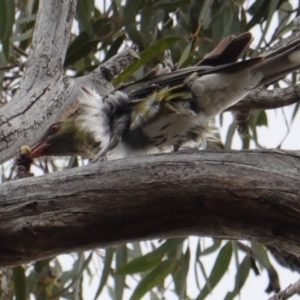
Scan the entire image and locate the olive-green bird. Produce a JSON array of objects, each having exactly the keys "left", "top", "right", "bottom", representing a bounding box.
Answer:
[{"left": 29, "top": 32, "right": 300, "bottom": 161}]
